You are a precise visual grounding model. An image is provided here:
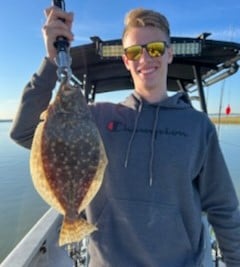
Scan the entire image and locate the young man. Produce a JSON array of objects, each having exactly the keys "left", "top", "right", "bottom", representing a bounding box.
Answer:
[{"left": 10, "top": 7, "right": 240, "bottom": 267}]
